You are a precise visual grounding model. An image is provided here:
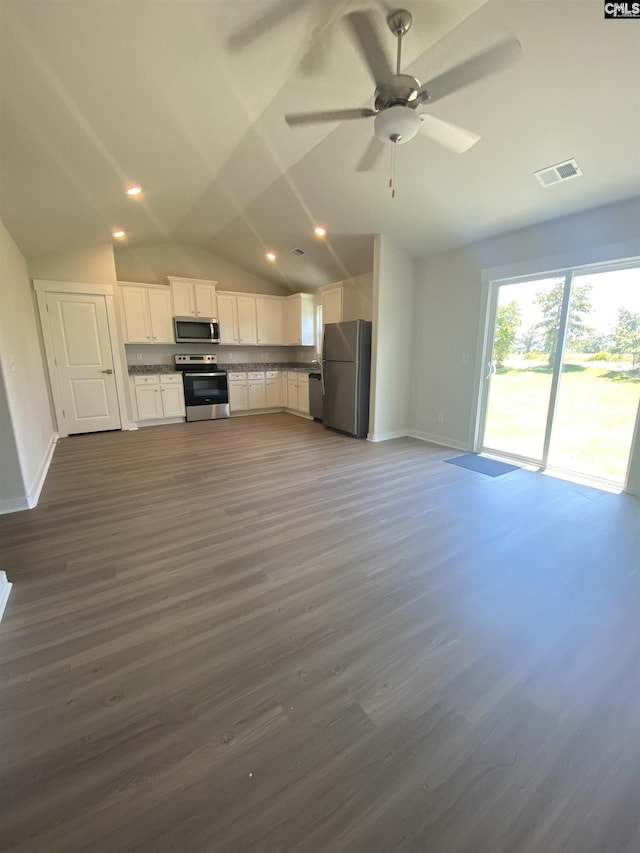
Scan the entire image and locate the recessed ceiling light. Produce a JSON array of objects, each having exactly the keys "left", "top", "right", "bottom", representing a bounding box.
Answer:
[
  {"left": 314, "top": 226, "right": 326, "bottom": 237},
  {"left": 265, "top": 252, "right": 277, "bottom": 262},
  {"left": 126, "top": 186, "right": 142, "bottom": 196},
  {"left": 112, "top": 229, "right": 126, "bottom": 239}
]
